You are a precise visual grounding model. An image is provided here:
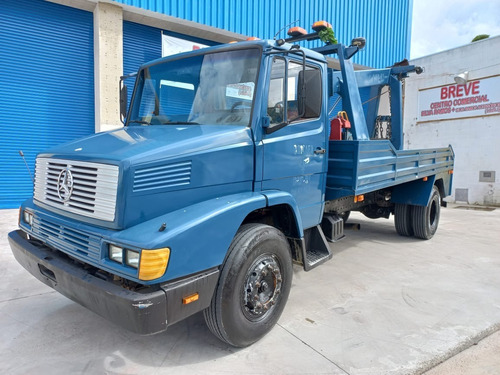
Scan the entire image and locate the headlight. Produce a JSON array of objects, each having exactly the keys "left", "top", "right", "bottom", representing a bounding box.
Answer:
[
  {"left": 125, "top": 249, "right": 140, "bottom": 269},
  {"left": 109, "top": 244, "right": 123, "bottom": 263},
  {"left": 23, "top": 210, "right": 33, "bottom": 226},
  {"left": 108, "top": 244, "right": 170, "bottom": 280}
]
